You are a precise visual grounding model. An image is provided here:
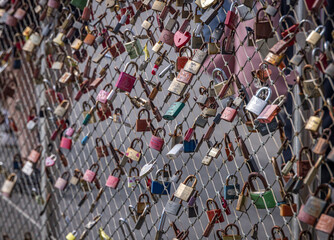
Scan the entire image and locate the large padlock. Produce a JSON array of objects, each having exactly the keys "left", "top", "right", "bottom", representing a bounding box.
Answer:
[
  {"left": 83, "top": 163, "right": 99, "bottom": 183},
  {"left": 124, "top": 30, "right": 143, "bottom": 59},
  {"left": 136, "top": 109, "right": 151, "bottom": 132},
  {"left": 125, "top": 138, "right": 143, "bottom": 162},
  {"left": 174, "top": 175, "right": 197, "bottom": 202},
  {"left": 297, "top": 147, "right": 313, "bottom": 177},
  {"left": 151, "top": 169, "right": 171, "bottom": 195},
  {"left": 1, "top": 173, "right": 17, "bottom": 197},
  {"left": 224, "top": 175, "right": 240, "bottom": 200},
  {"left": 206, "top": 198, "right": 224, "bottom": 223},
  {"left": 315, "top": 203, "right": 334, "bottom": 235},
  {"left": 248, "top": 172, "right": 276, "bottom": 209},
  {"left": 222, "top": 224, "right": 242, "bottom": 240},
  {"left": 95, "top": 138, "right": 109, "bottom": 158},
  {"left": 54, "top": 171, "right": 70, "bottom": 191},
  {"left": 245, "top": 87, "right": 272, "bottom": 116},
  {"left": 236, "top": 181, "right": 250, "bottom": 212},
  {"left": 297, "top": 183, "right": 331, "bottom": 225},
  {"left": 149, "top": 128, "right": 166, "bottom": 152},
  {"left": 54, "top": 100, "right": 70, "bottom": 117},
  {"left": 27, "top": 145, "right": 43, "bottom": 163},
  {"left": 137, "top": 193, "right": 150, "bottom": 214},
  {"left": 271, "top": 226, "right": 288, "bottom": 240},
  {"left": 306, "top": 25, "right": 326, "bottom": 46},
  {"left": 254, "top": 8, "right": 274, "bottom": 39},
  {"left": 106, "top": 167, "right": 121, "bottom": 189},
  {"left": 115, "top": 61, "right": 138, "bottom": 92}
]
